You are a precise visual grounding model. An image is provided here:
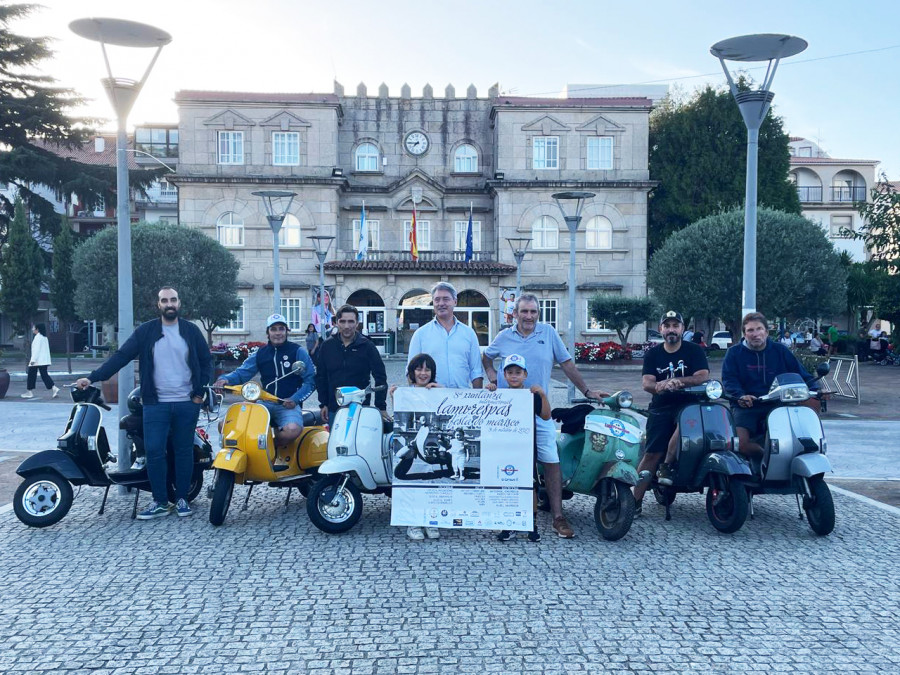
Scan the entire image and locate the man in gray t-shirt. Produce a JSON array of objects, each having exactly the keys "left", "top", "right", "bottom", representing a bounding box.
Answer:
[{"left": 78, "top": 287, "right": 212, "bottom": 520}]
